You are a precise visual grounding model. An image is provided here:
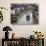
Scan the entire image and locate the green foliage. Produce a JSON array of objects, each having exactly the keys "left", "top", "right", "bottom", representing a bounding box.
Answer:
[
  {"left": 0, "top": 11, "right": 3, "bottom": 23},
  {"left": 0, "top": 7, "right": 8, "bottom": 10},
  {"left": 0, "top": 6, "right": 8, "bottom": 23}
]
